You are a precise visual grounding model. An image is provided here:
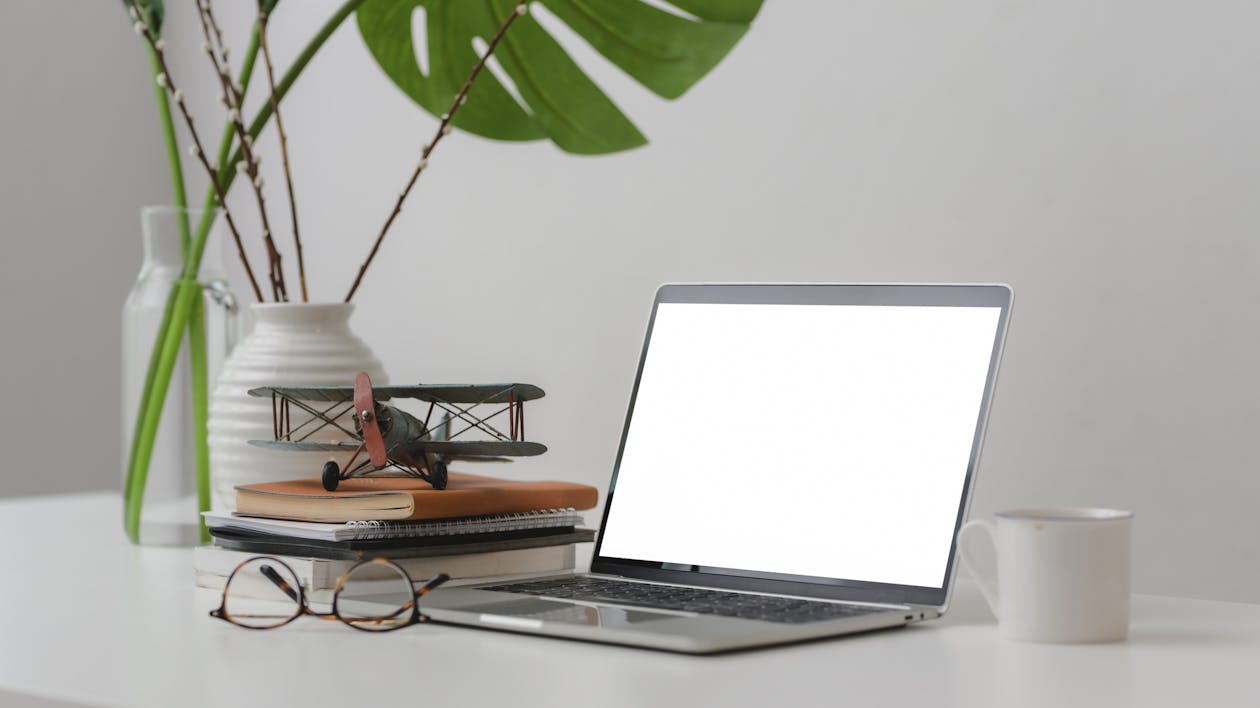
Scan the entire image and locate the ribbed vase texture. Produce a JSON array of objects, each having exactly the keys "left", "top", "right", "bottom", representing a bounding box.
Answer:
[{"left": 208, "top": 303, "right": 386, "bottom": 508}]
